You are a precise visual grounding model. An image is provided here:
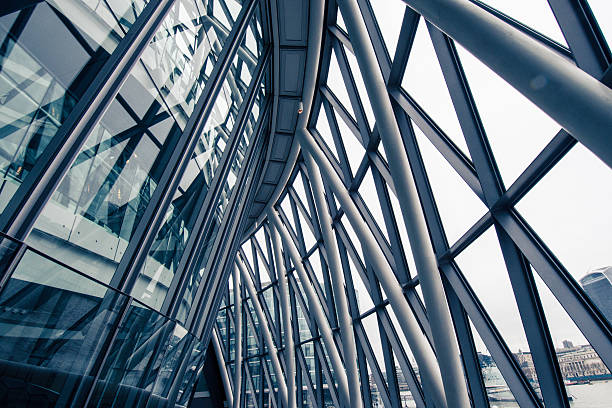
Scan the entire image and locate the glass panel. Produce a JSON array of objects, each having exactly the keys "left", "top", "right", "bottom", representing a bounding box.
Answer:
[
  {"left": 401, "top": 20, "right": 470, "bottom": 156},
  {"left": 29, "top": 66, "right": 181, "bottom": 284},
  {"left": 131, "top": 52, "right": 260, "bottom": 310},
  {"left": 369, "top": 0, "right": 406, "bottom": 58},
  {"left": 0, "top": 249, "right": 125, "bottom": 406},
  {"left": 517, "top": 144, "right": 612, "bottom": 327},
  {"left": 414, "top": 124, "right": 487, "bottom": 246},
  {"left": 89, "top": 303, "right": 170, "bottom": 408},
  {"left": 456, "top": 42, "right": 561, "bottom": 186},
  {"left": 0, "top": 1, "right": 128, "bottom": 213}
]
